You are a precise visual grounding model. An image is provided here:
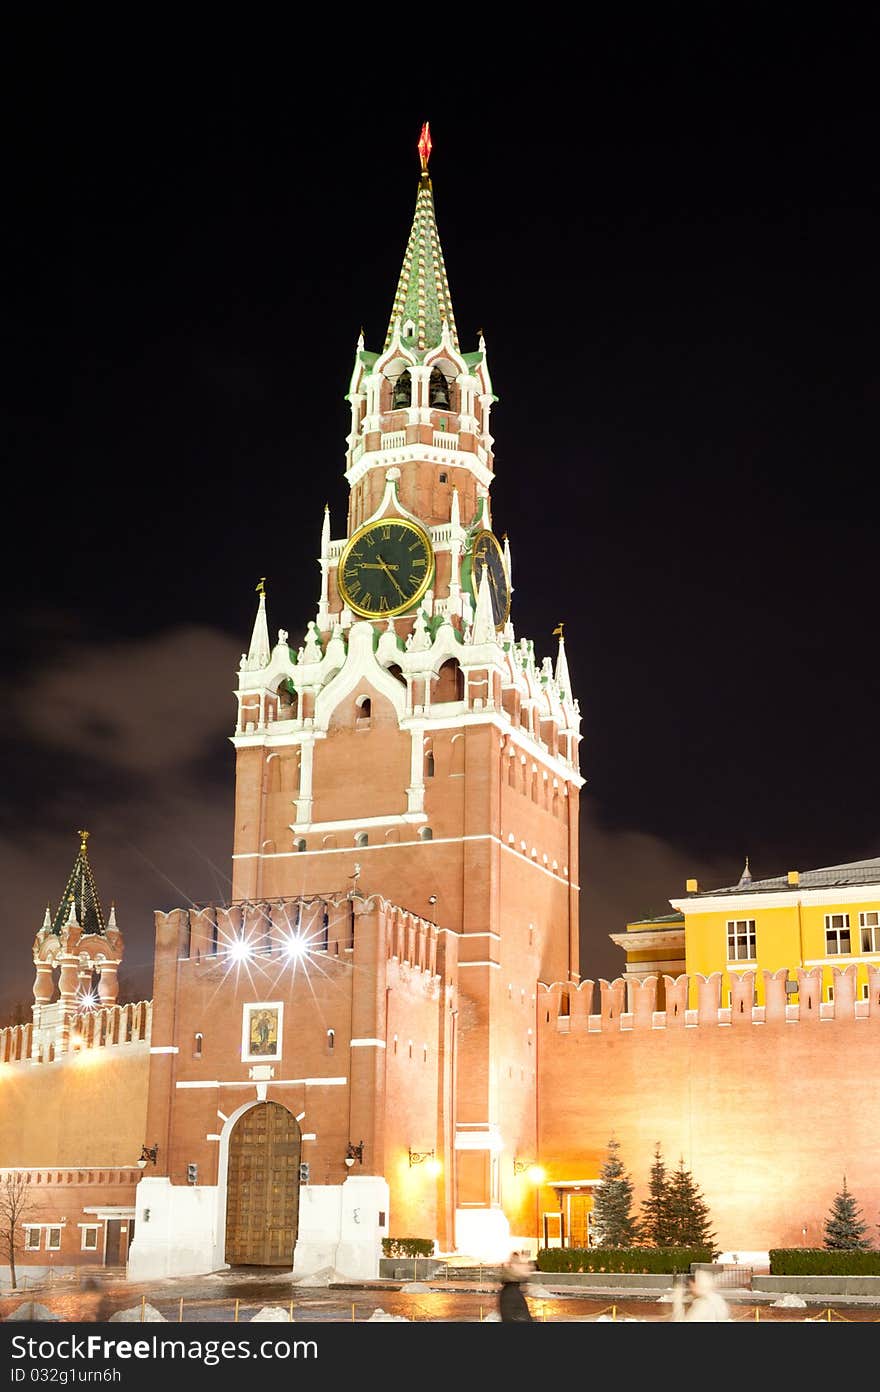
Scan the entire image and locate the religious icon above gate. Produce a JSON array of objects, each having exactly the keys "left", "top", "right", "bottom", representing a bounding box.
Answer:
[{"left": 241, "top": 1002, "right": 283, "bottom": 1062}]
